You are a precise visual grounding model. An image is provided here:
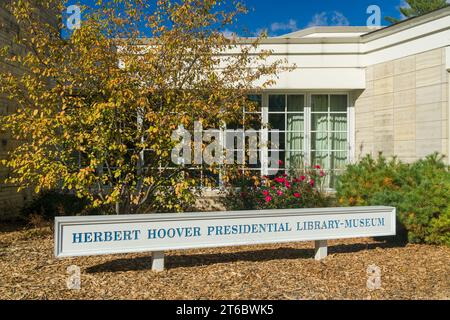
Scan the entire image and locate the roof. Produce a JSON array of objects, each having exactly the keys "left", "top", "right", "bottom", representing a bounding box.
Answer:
[{"left": 276, "top": 26, "right": 375, "bottom": 39}]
